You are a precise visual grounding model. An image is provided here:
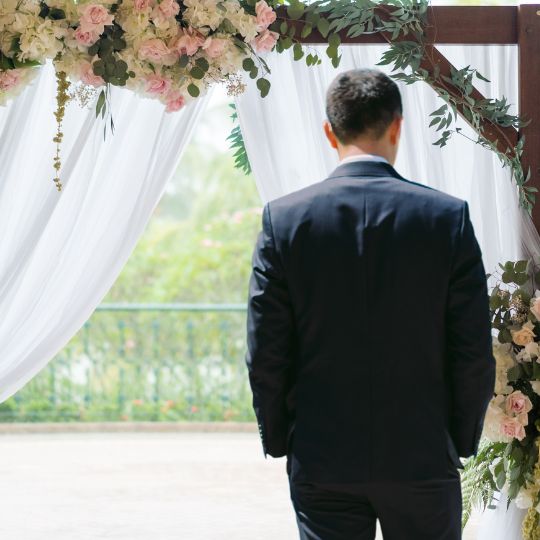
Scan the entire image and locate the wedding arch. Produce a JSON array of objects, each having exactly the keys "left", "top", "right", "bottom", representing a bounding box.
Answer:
[{"left": 1, "top": 1, "right": 538, "bottom": 216}]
